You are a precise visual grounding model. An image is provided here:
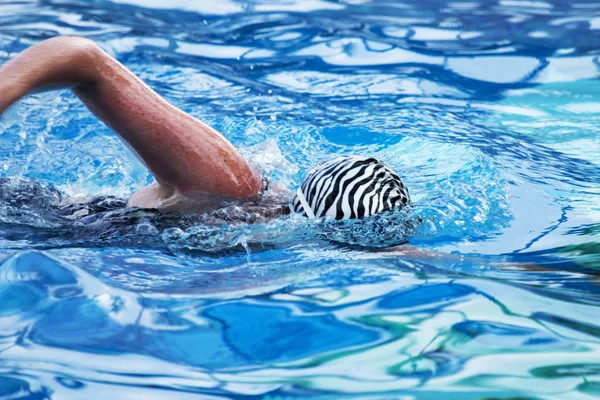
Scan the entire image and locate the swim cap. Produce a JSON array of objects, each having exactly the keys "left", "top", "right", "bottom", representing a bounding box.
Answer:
[{"left": 292, "top": 156, "right": 410, "bottom": 220}]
